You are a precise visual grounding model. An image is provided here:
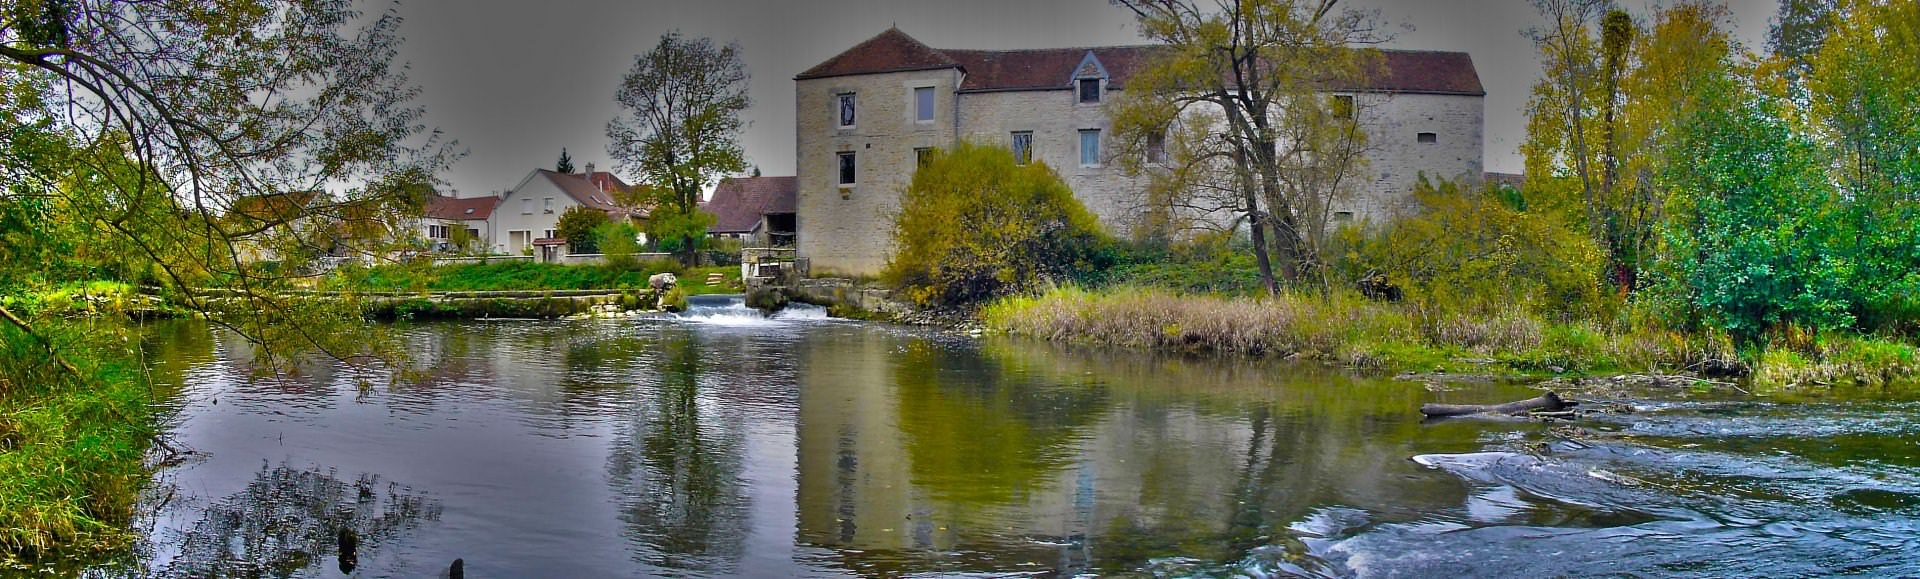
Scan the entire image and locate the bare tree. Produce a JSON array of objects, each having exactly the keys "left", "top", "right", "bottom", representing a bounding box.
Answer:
[{"left": 1109, "top": 0, "right": 1388, "bottom": 294}]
